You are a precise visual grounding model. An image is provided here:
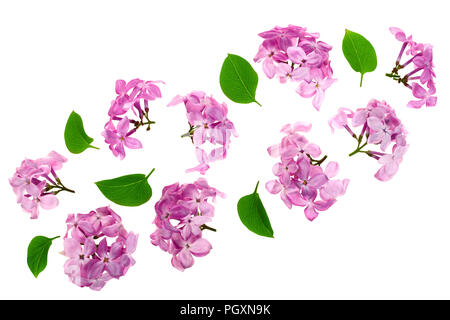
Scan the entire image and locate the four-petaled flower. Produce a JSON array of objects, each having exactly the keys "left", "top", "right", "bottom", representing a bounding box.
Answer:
[{"left": 103, "top": 117, "right": 143, "bottom": 160}]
